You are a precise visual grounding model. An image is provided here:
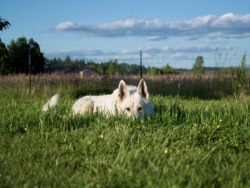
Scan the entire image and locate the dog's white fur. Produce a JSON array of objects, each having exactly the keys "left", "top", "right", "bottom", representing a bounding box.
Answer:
[{"left": 42, "top": 79, "right": 154, "bottom": 119}]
